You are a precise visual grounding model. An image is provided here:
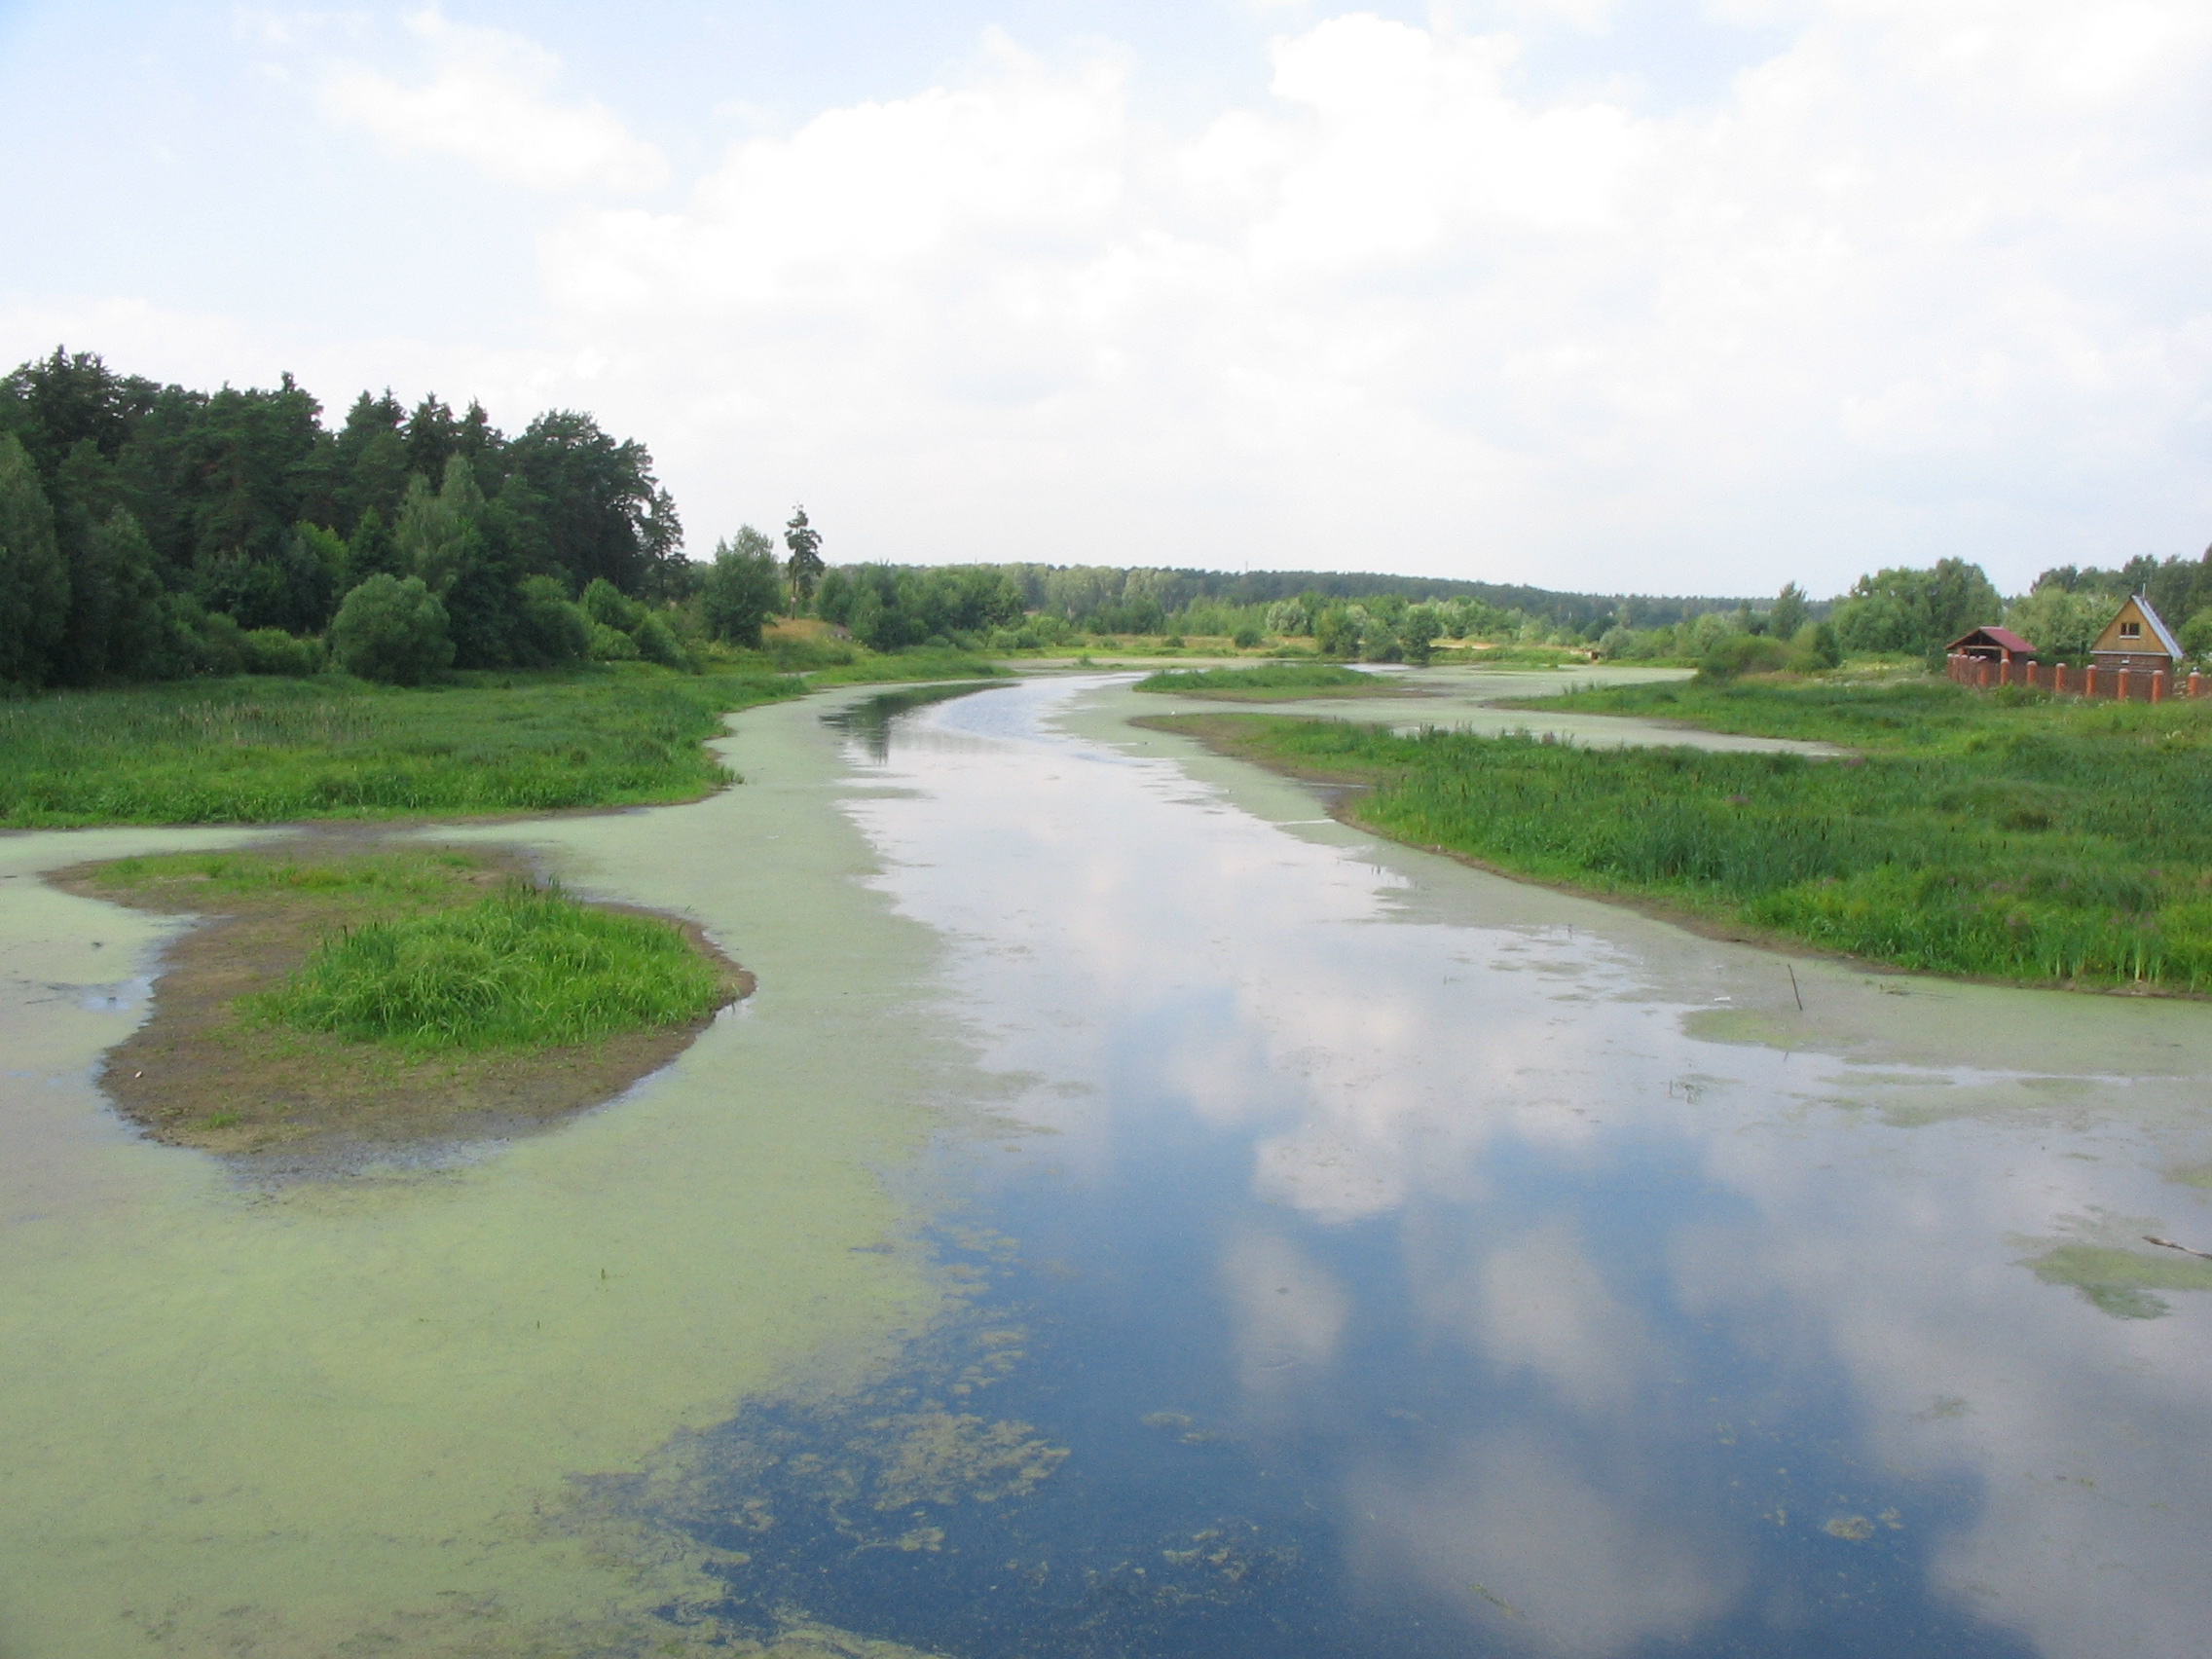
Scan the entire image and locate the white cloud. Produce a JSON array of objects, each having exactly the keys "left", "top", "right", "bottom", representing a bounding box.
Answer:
[
  {"left": 516, "top": 4, "right": 2212, "bottom": 591},
  {"left": 320, "top": 10, "right": 666, "bottom": 195},
  {"left": 35, "top": 3, "right": 2206, "bottom": 593}
]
